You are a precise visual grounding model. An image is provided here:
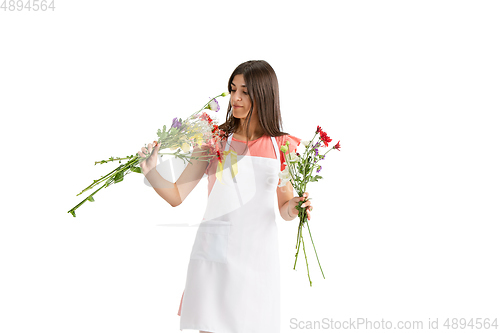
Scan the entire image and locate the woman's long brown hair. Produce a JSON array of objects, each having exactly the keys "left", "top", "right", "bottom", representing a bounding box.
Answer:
[{"left": 219, "top": 60, "right": 290, "bottom": 150}]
